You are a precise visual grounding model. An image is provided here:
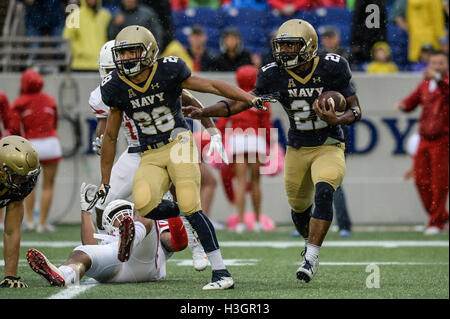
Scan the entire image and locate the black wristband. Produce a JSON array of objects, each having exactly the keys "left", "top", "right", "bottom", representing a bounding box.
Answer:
[
  {"left": 218, "top": 100, "right": 231, "bottom": 117},
  {"left": 351, "top": 108, "right": 359, "bottom": 121}
]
